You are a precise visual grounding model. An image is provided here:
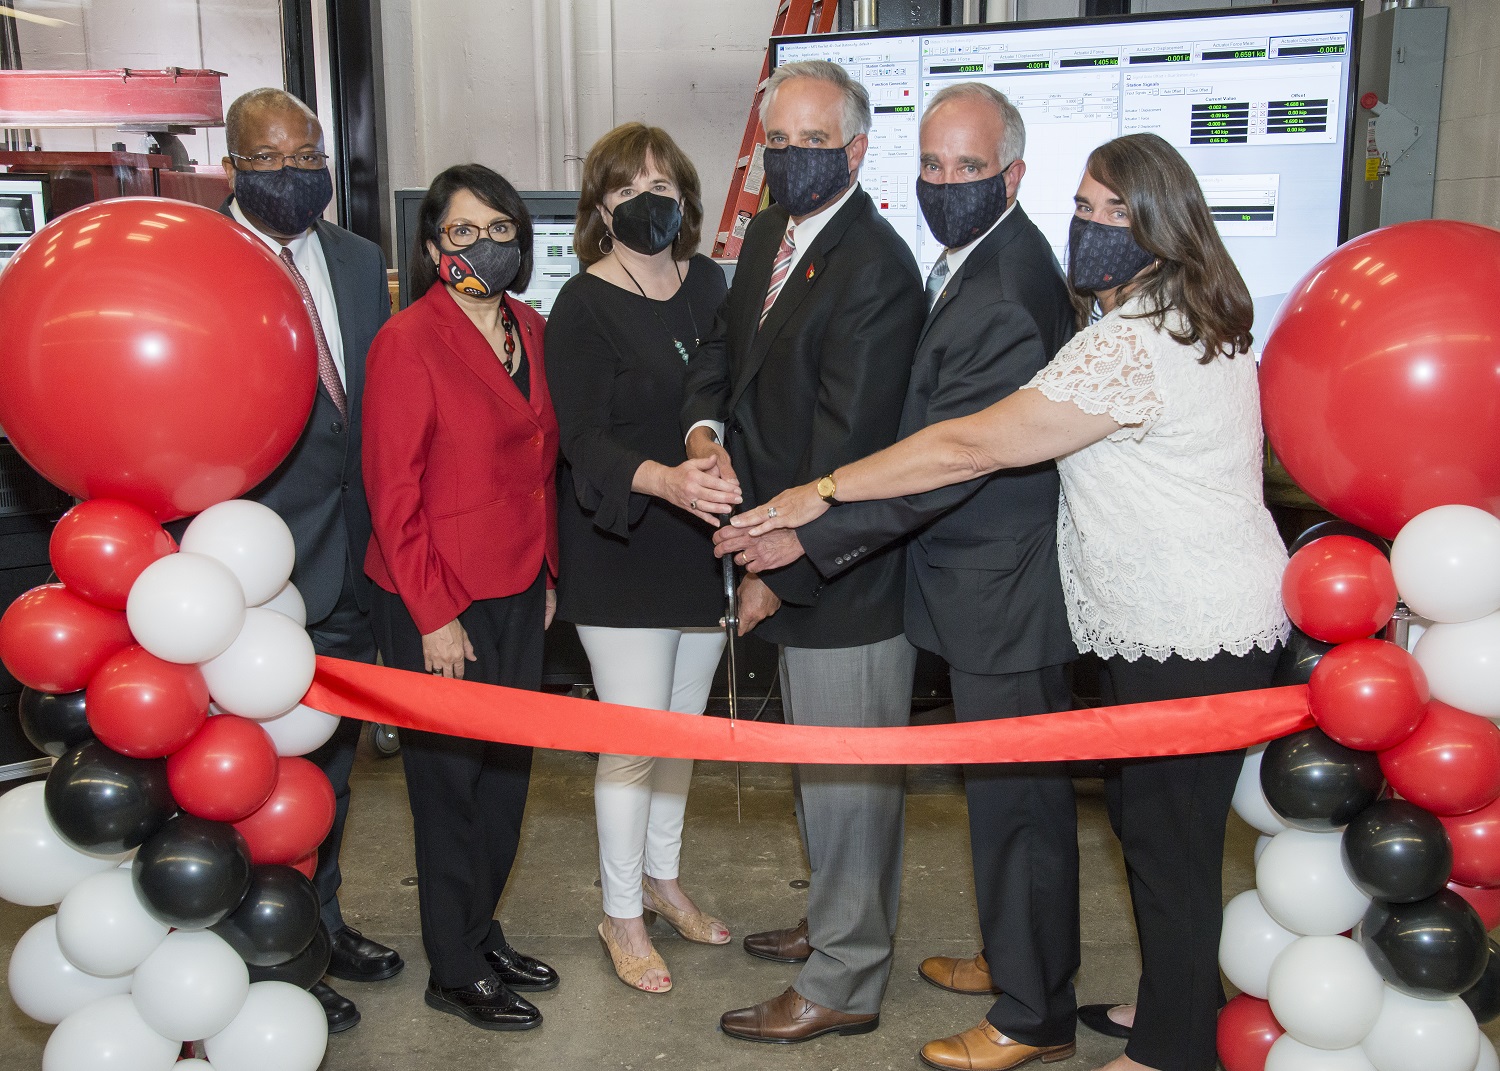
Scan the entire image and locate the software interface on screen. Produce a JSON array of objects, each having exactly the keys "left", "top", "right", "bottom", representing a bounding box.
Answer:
[
  {"left": 774, "top": 3, "right": 1356, "bottom": 340},
  {"left": 517, "top": 219, "right": 580, "bottom": 317}
]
